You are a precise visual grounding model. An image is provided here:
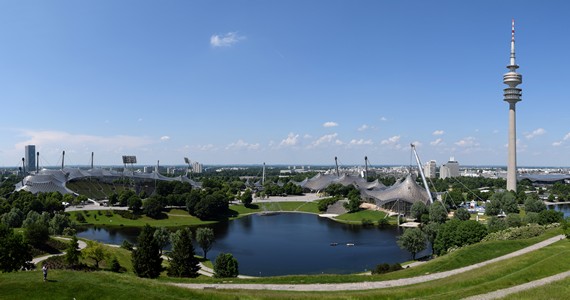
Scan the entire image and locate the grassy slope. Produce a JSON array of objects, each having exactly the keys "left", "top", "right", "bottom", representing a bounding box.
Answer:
[
  {"left": 3, "top": 237, "right": 570, "bottom": 299},
  {"left": 334, "top": 210, "right": 388, "bottom": 223}
]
